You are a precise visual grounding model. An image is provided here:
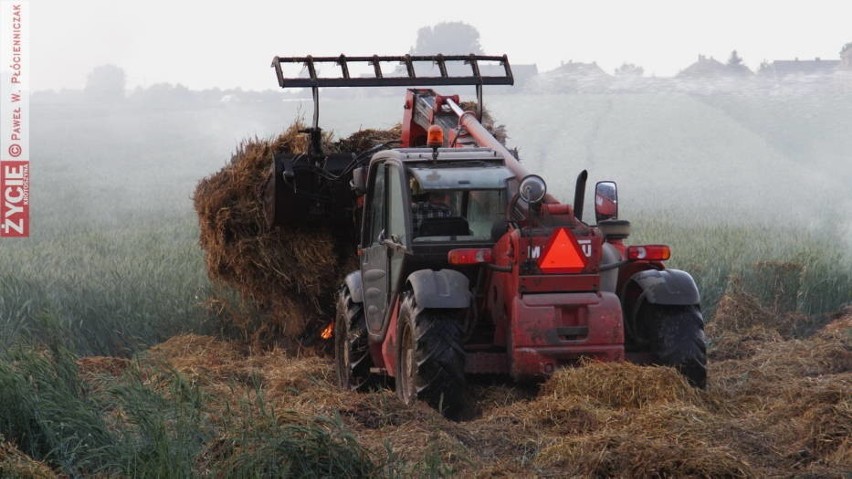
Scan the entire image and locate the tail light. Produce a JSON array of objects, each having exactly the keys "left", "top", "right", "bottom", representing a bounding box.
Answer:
[
  {"left": 627, "top": 245, "right": 671, "bottom": 261},
  {"left": 448, "top": 248, "right": 493, "bottom": 265}
]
